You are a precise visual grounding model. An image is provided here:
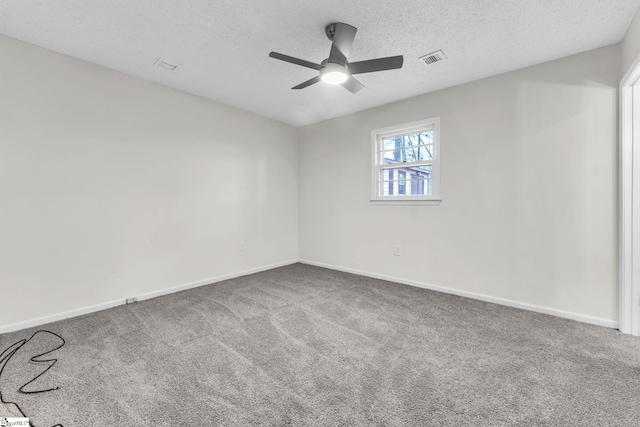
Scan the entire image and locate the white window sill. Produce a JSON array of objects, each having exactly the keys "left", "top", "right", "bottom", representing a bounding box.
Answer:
[{"left": 370, "top": 199, "right": 442, "bottom": 206}]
